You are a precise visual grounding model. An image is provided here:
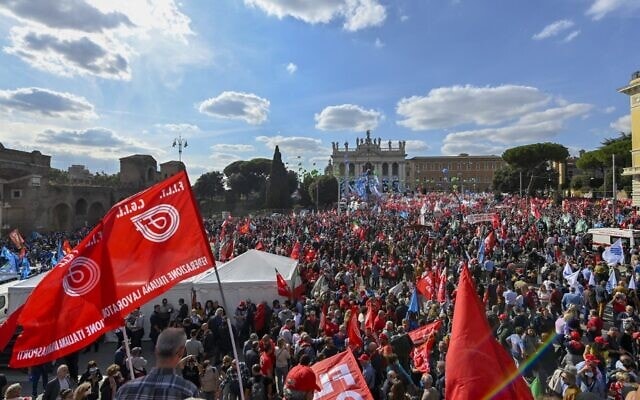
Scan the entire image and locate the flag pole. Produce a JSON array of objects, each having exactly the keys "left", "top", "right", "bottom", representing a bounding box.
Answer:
[
  {"left": 211, "top": 265, "right": 245, "bottom": 400},
  {"left": 120, "top": 327, "right": 135, "bottom": 381}
]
